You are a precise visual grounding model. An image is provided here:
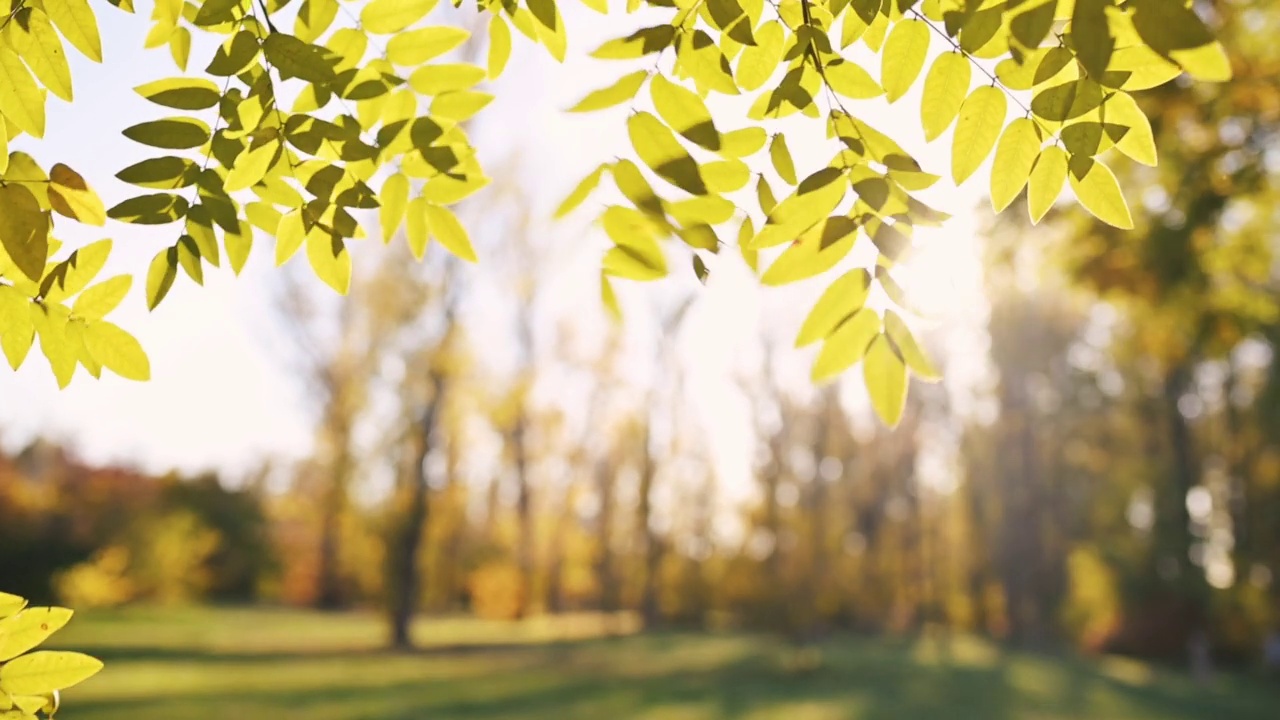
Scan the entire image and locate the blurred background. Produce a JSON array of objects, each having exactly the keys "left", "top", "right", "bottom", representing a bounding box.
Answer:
[{"left": 5, "top": 0, "right": 1280, "bottom": 718}]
